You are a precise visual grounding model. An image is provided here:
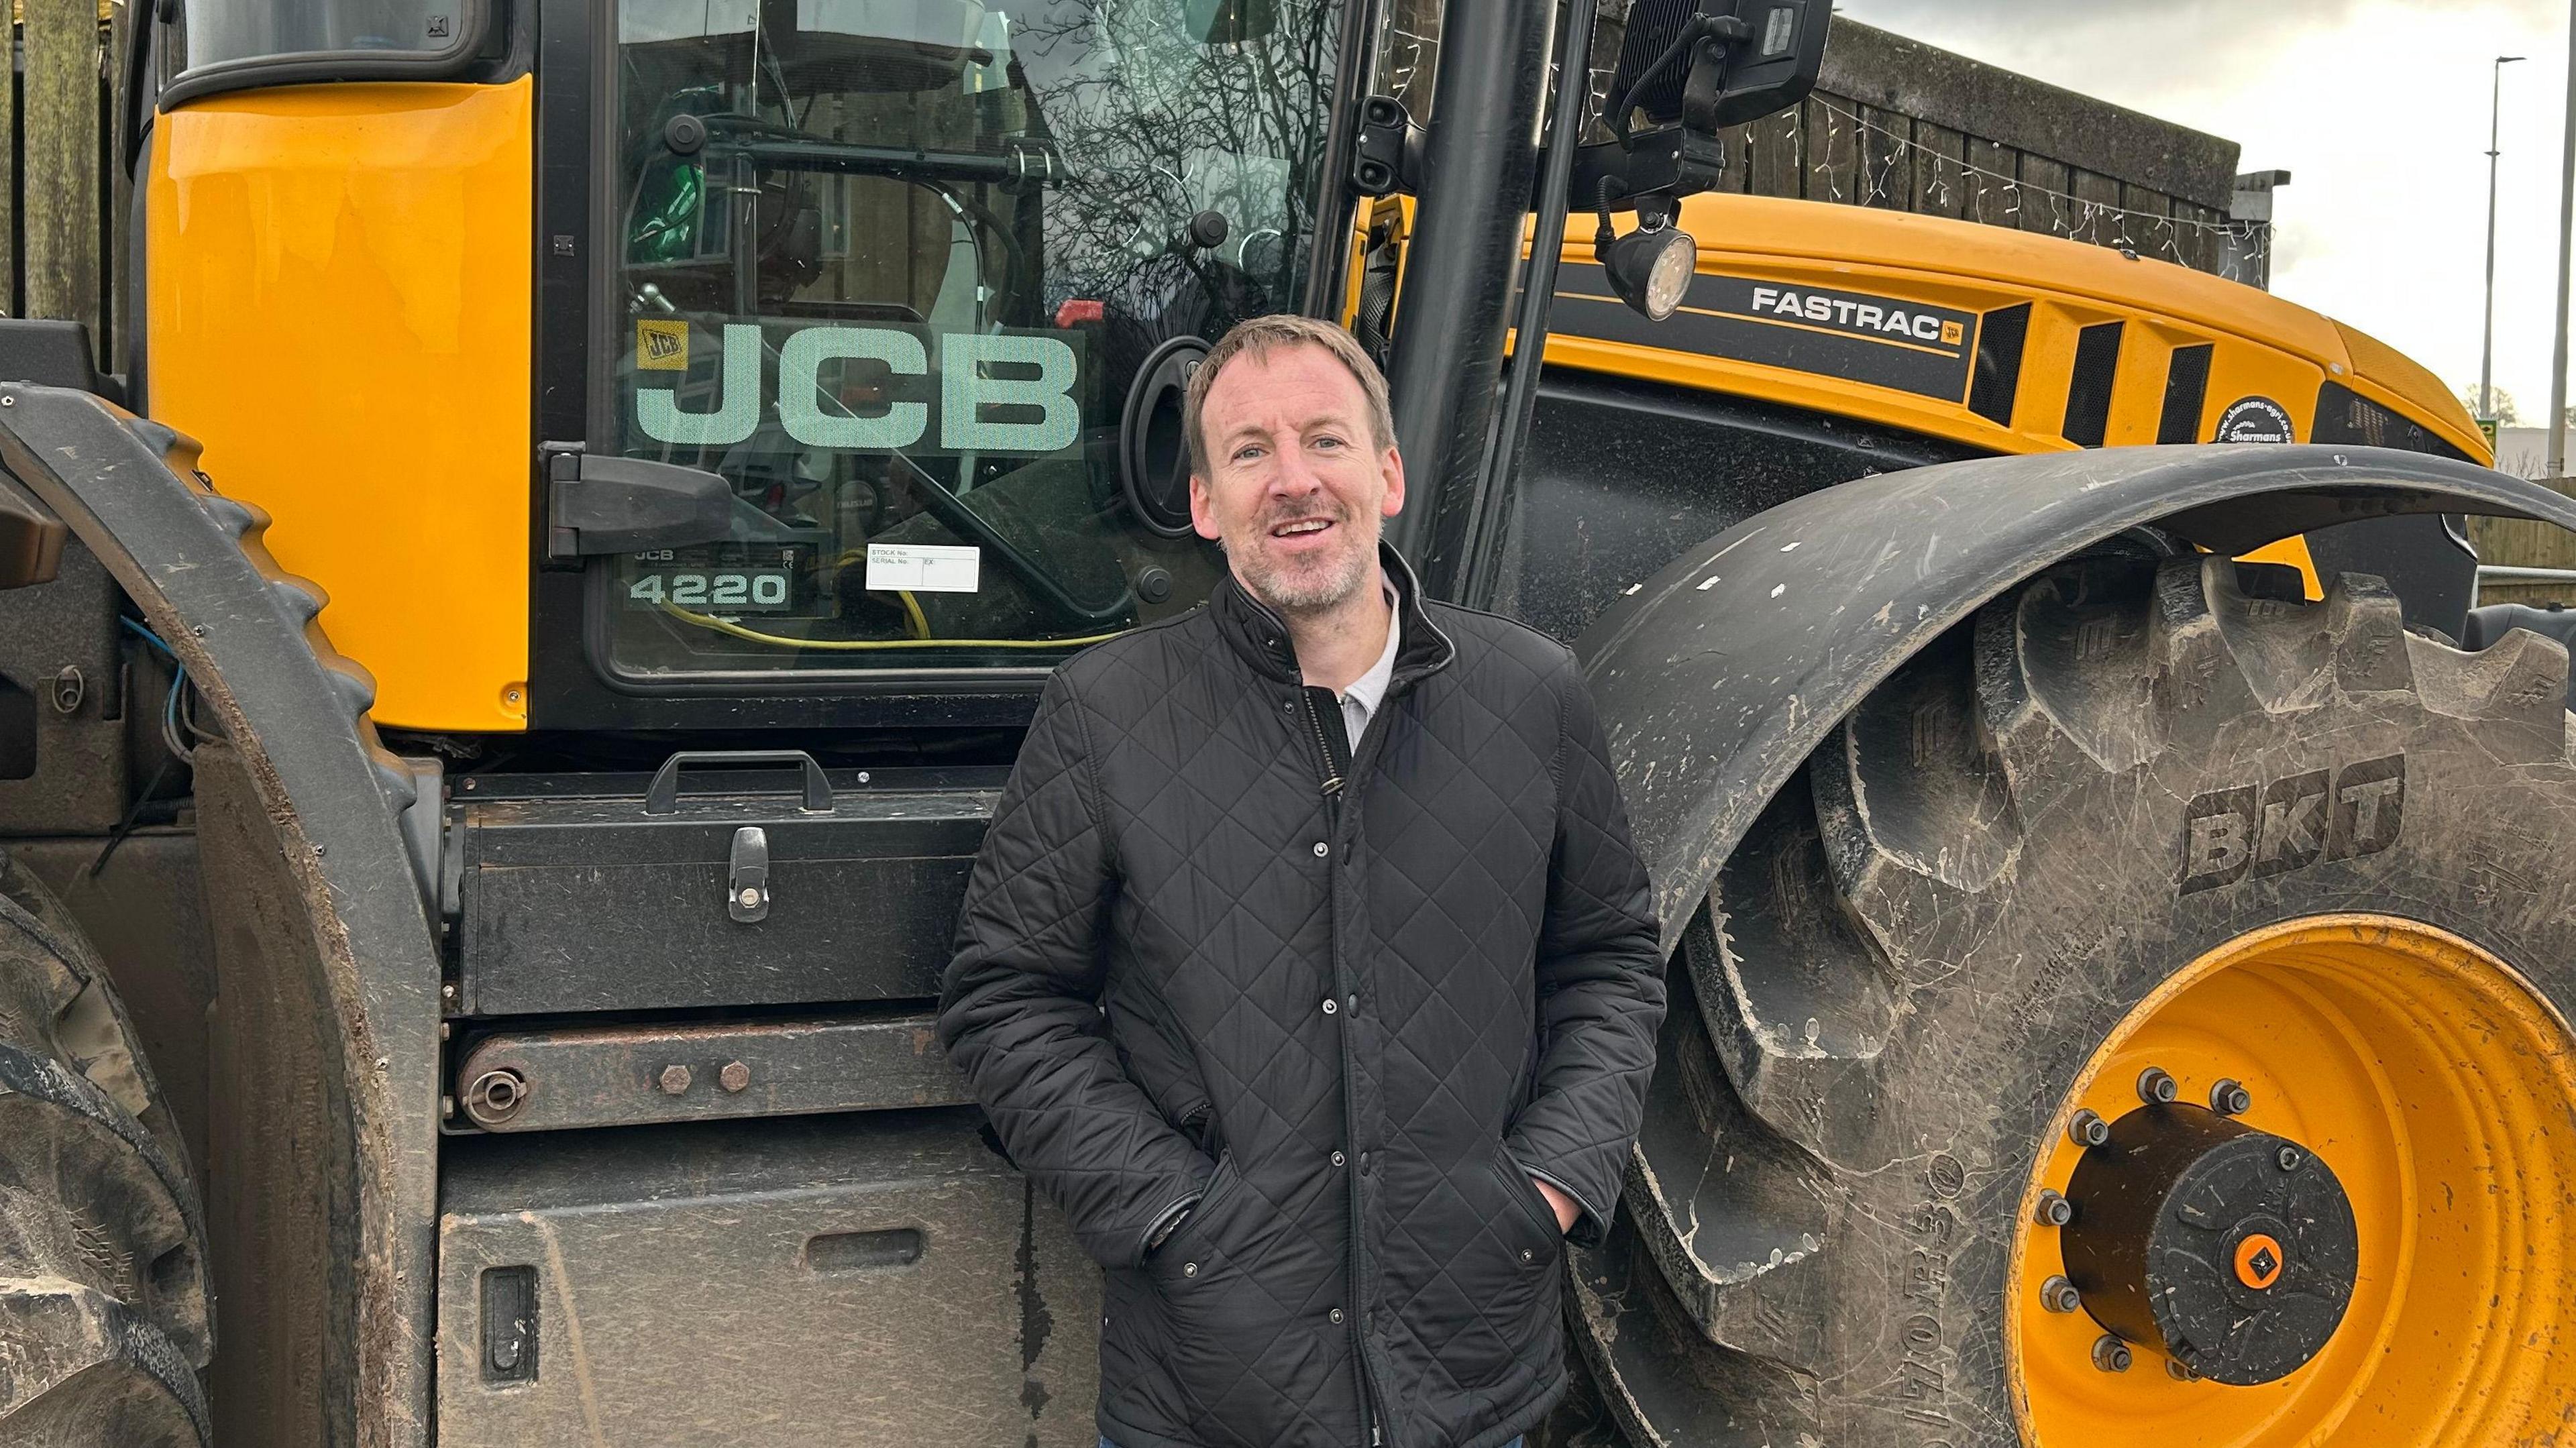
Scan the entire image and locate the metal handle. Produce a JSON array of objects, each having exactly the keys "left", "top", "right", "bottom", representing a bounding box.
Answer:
[{"left": 643, "top": 750, "right": 834, "bottom": 815}]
